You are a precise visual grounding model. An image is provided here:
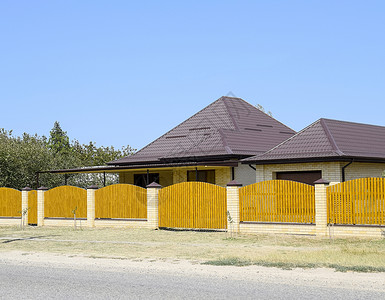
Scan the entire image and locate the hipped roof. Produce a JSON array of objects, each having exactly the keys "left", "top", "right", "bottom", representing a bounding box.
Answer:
[
  {"left": 243, "top": 118, "right": 385, "bottom": 164},
  {"left": 110, "top": 96, "right": 295, "bottom": 166}
]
